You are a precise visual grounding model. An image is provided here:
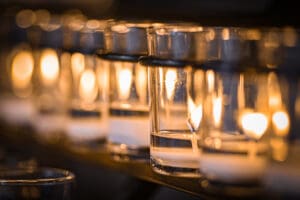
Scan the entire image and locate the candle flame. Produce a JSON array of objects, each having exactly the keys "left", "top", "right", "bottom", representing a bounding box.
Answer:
[
  {"left": 241, "top": 112, "right": 268, "bottom": 140},
  {"left": 11, "top": 50, "right": 34, "bottom": 91},
  {"left": 213, "top": 96, "right": 222, "bottom": 127},
  {"left": 268, "top": 73, "right": 282, "bottom": 109},
  {"left": 165, "top": 69, "right": 177, "bottom": 100},
  {"left": 71, "top": 52, "right": 85, "bottom": 81},
  {"left": 40, "top": 49, "right": 59, "bottom": 86},
  {"left": 206, "top": 70, "right": 215, "bottom": 93},
  {"left": 135, "top": 63, "right": 148, "bottom": 103},
  {"left": 79, "top": 69, "right": 98, "bottom": 103},
  {"left": 117, "top": 62, "right": 132, "bottom": 100},
  {"left": 272, "top": 111, "right": 290, "bottom": 137},
  {"left": 222, "top": 28, "right": 230, "bottom": 40},
  {"left": 188, "top": 98, "right": 202, "bottom": 131}
]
